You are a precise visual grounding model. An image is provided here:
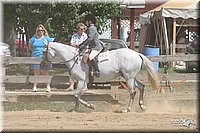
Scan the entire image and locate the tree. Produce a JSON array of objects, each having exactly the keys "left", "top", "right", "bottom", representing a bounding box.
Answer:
[
  {"left": 4, "top": 2, "right": 124, "bottom": 56},
  {"left": 4, "top": 4, "right": 18, "bottom": 56}
]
